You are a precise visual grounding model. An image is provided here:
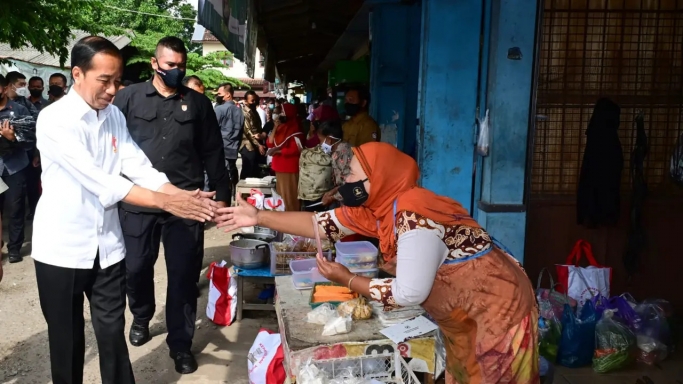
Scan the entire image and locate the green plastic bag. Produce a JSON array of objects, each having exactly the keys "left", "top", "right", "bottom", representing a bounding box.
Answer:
[{"left": 539, "top": 317, "right": 562, "bottom": 363}]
